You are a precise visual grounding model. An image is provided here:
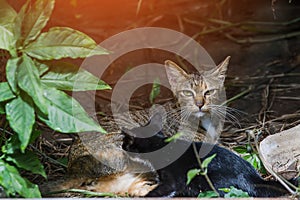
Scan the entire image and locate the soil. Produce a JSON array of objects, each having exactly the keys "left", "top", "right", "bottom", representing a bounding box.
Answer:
[{"left": 3, "top": 0, "right": 300, "bottom": 195}]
